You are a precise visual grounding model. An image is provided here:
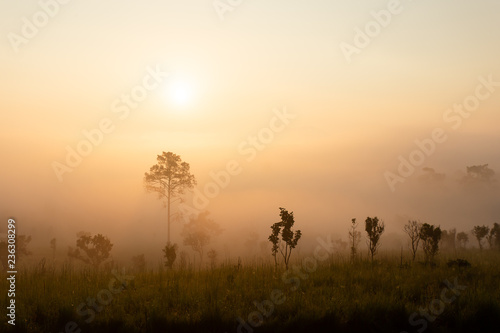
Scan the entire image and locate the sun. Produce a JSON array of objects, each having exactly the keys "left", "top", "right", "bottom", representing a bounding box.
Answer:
[{"left": 166, "top": 79, "right": 194, "bottom": 107}]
